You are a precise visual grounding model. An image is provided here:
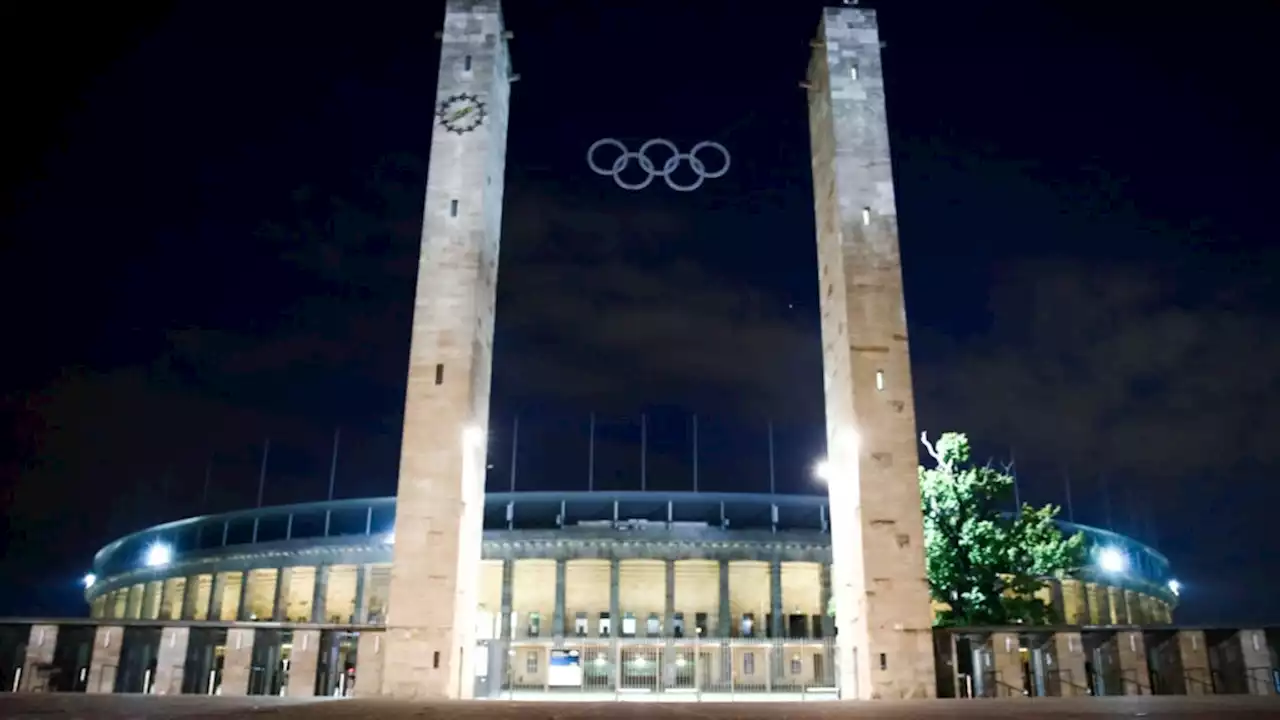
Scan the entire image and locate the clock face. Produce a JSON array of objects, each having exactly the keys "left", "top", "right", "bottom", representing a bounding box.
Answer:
[{"left": 437, "top": 93, "right": 486, "bottom": 135}]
